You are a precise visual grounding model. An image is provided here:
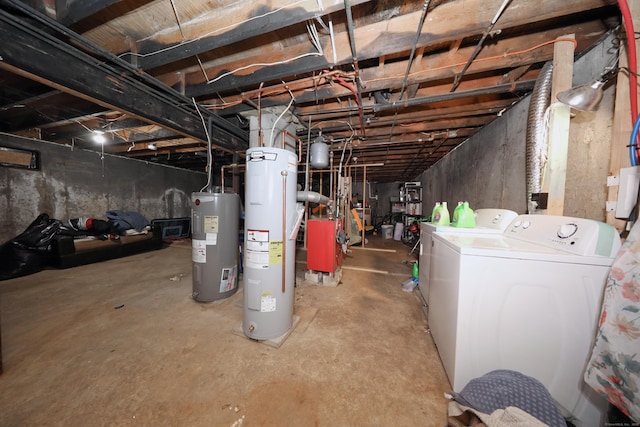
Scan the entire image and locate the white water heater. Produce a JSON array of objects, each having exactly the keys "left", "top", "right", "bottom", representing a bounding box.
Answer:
[
  {"left": 243, "top": 146, "right": 298, "bottom": 340},
  {"left": 191, "top": 192, "right": 240, "bottom": 302}
]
